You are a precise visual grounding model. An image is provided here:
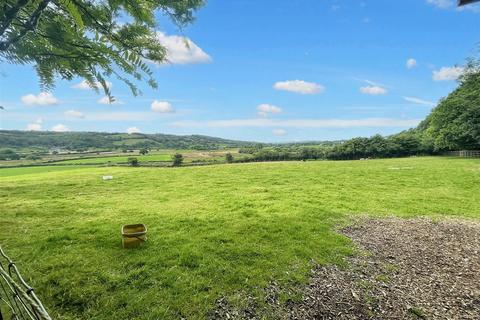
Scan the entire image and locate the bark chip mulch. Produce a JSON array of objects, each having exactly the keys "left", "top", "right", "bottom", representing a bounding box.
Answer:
[
  {"left": 211, "top": 217, "right": 480, "bottom": 319},
  {"left": 287, "top": 218, "right": 480, "bottom": 319}
]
